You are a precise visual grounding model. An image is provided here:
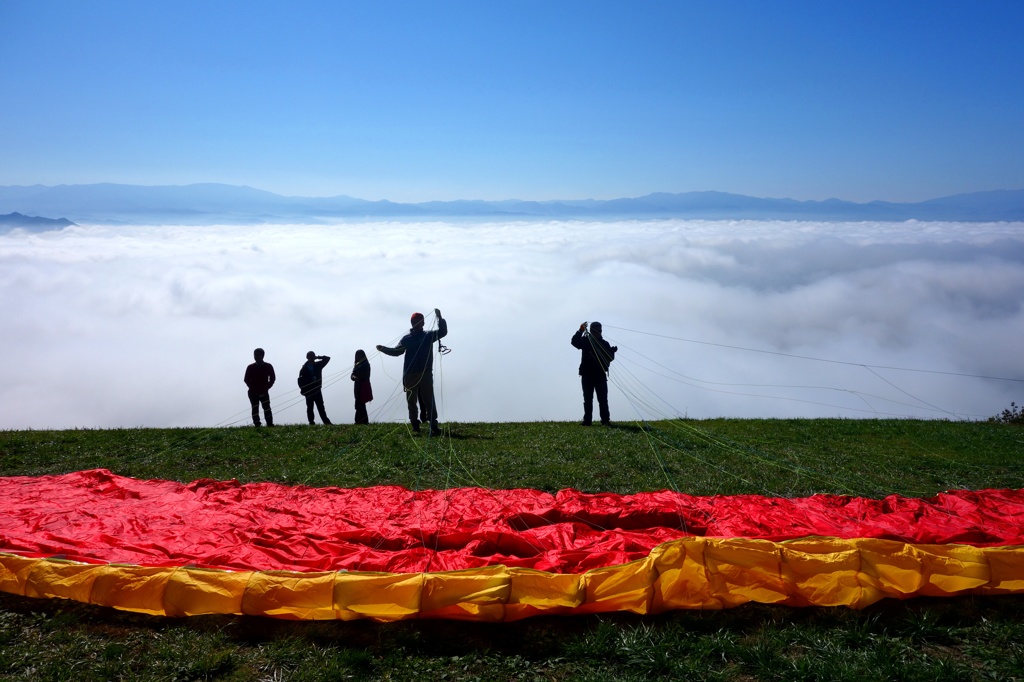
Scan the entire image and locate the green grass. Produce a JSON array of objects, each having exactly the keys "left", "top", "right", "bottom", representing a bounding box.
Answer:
[
  {"left": 1, "top": 418, "right": 1024, "bottom": 680},
  {"left": 3, "top": 419, "right": 1021, "bottom": 496}
]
